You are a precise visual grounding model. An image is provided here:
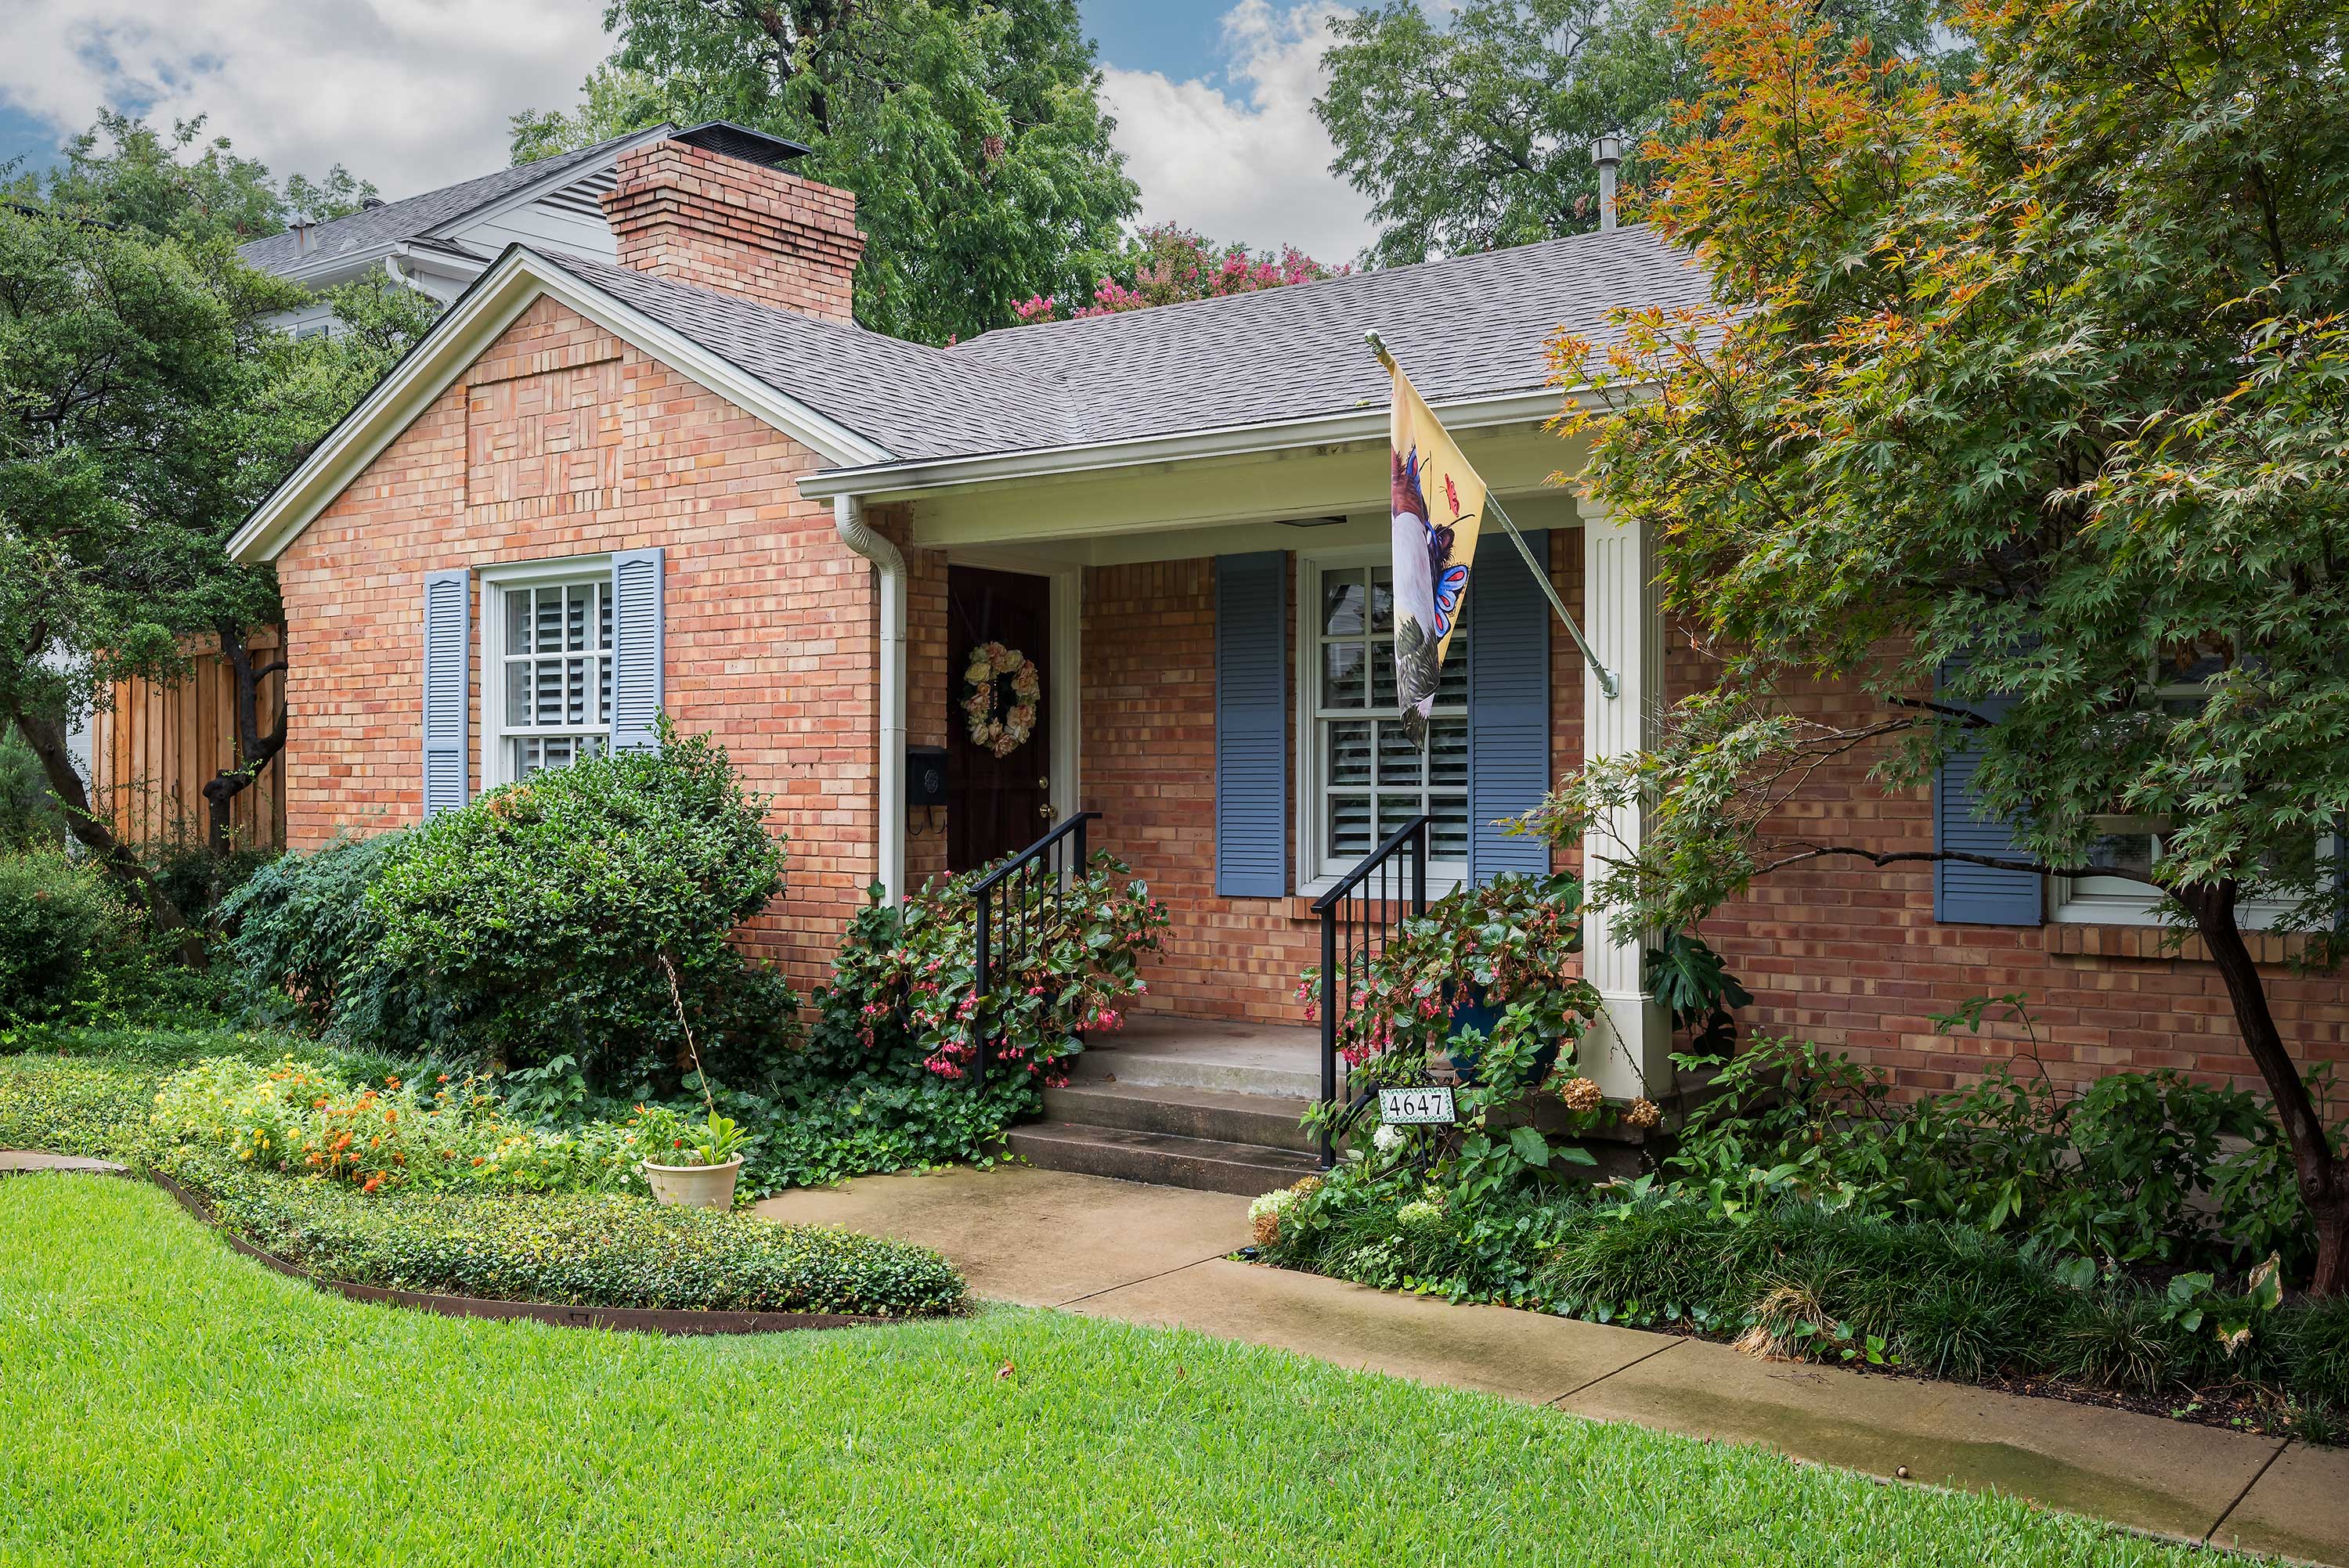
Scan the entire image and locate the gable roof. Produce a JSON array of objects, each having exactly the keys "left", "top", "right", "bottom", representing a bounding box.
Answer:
[
  {"left": 233, "top": 225, "right": 1708, "bottom": 562},
  {"left": 537, "top": 222, "right": 1707, "bottom": 470},
  {"left": 236, "top": 122, "right": 813, "bottom": 279}
]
